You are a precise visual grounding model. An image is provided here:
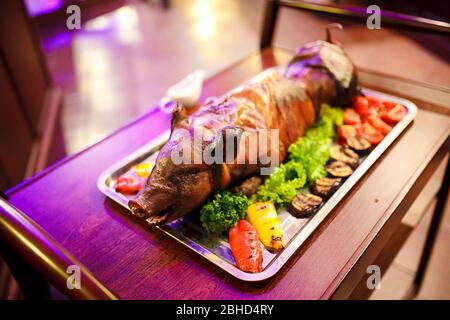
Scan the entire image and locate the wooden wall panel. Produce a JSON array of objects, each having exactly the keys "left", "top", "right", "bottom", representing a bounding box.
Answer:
[
  {"left": 0, "top": 0, "right": 50, "bottom": 135},
  {"left": 0, "top": 162, "right": 10, "bottom": 192},
  {"left": 0, "top": 53, "right": 34, "bottom": 187}
]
